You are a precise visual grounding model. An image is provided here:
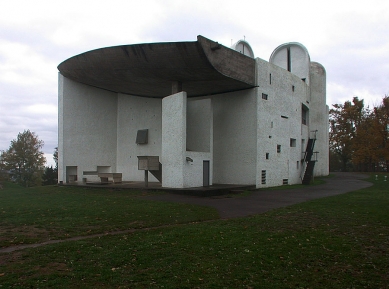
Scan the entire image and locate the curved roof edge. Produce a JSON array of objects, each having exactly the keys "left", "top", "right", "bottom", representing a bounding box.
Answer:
[
  {"left": 269, "top": 42, "right": 310, "bottom": 63},
  {"left": 231, "top": 39, "right": 255, "bottom": 58},
  {"left": 58, "top": 35, "right": 256, "bottom": 98},
  {"left": 310, "top": 61, "right": 326, "bottom": 75}
]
